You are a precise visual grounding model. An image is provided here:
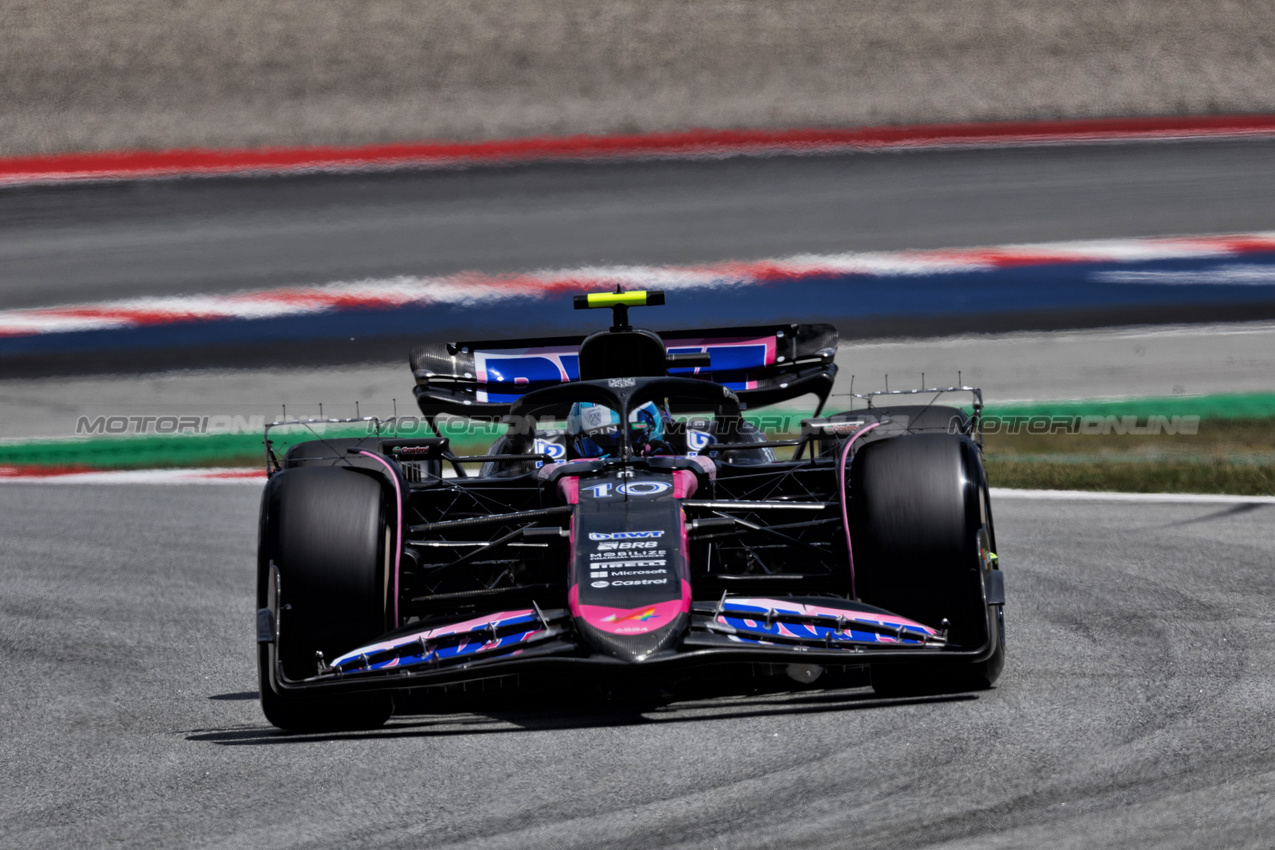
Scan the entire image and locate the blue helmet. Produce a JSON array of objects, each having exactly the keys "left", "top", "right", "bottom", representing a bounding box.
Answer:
[{"left": 567, "top": 401, "right": 665, "bottom": 458}]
